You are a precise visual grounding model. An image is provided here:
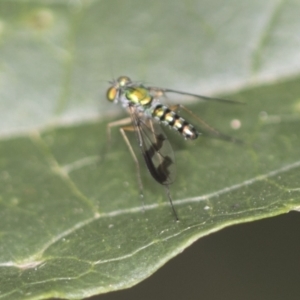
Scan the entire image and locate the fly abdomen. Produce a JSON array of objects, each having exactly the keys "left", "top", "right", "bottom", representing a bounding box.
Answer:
[{"left": 152, "top": 104, "right": 198, "bottom": 140}]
